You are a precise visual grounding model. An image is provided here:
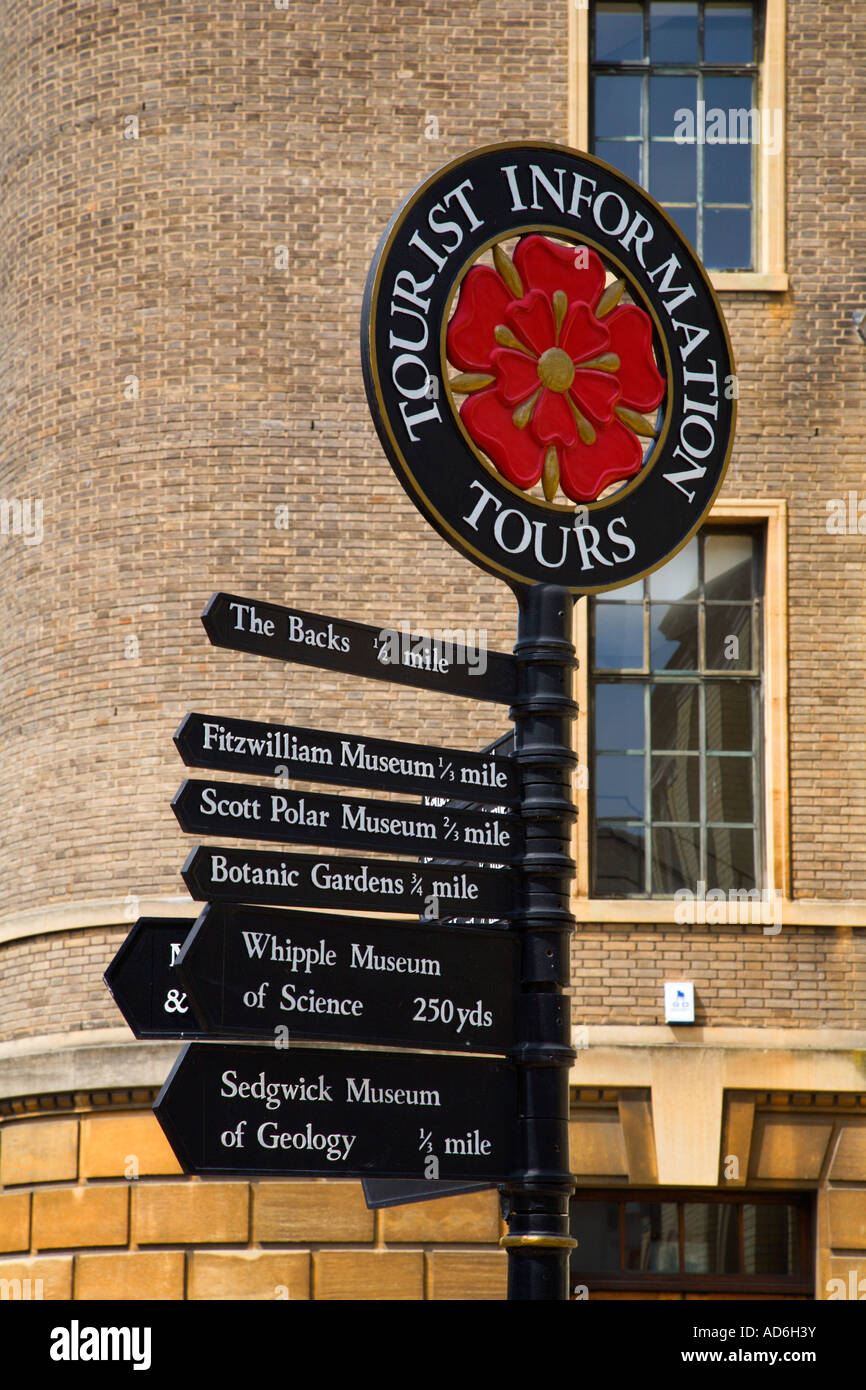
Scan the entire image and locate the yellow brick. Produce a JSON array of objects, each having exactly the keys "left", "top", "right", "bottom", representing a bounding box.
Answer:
[
  {"left": 314, "top": 1250, "right": 423, "bottom": 1301},
  {"left": 0, "top": 1191, "right": 30, "bottom": 1253},
  {"left": 753, "top": 1118, "right": 833, "bottom": 1180},
  {"left": 133, "top": 1181, "right": 248, "bottom": 1245},
  {"left": 830, "top": 1125, "right": 866, "bottom": 1181},
  {"left": 189, "top": 1250, "right": 310, "bottom": 1300},
  {"left": 75, "top": 1252, "right": 185, "bottom": 1301},
  {"left": 569, "top": 1114, "right": 629, "bottom": 1178},
  {"left": 428, "top": 1251, "right": 508, "bottom": 1300},
  {"left": 382, "top": 1190, "right": 500, "bottom": 1244},
  {"left": 254, "top": 1181, "right": 372, "bottom": 1243},
  {"left": 0, "top": 1256, "right": 73, "bottom": 1300},
  {"left": 822, "top": 1256, "right": 866, "bottom": 1300},
  {"left": 0, "top": 1118, "right": 78, "bottom": 1186},
  {"left": 827, "top": 1189, "right": 866, "bottom": 1250},
  {"left": 80, "top": 1112, "right": 183, "bottom": 1179},
  {"left": 32, "top": 1186, "right": 129, "bottom": 1250}
]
